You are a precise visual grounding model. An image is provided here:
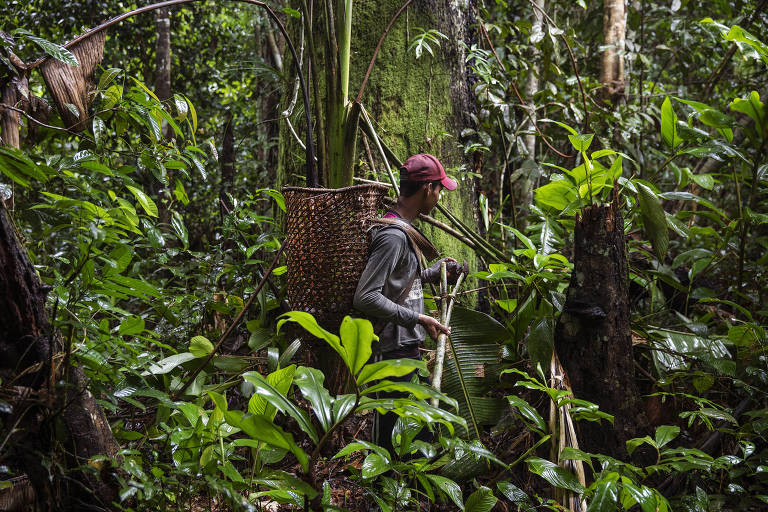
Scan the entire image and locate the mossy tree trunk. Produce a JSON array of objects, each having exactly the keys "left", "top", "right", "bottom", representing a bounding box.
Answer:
[{"left": 277, "top": 0, "right": 479, "bottom": 279}]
